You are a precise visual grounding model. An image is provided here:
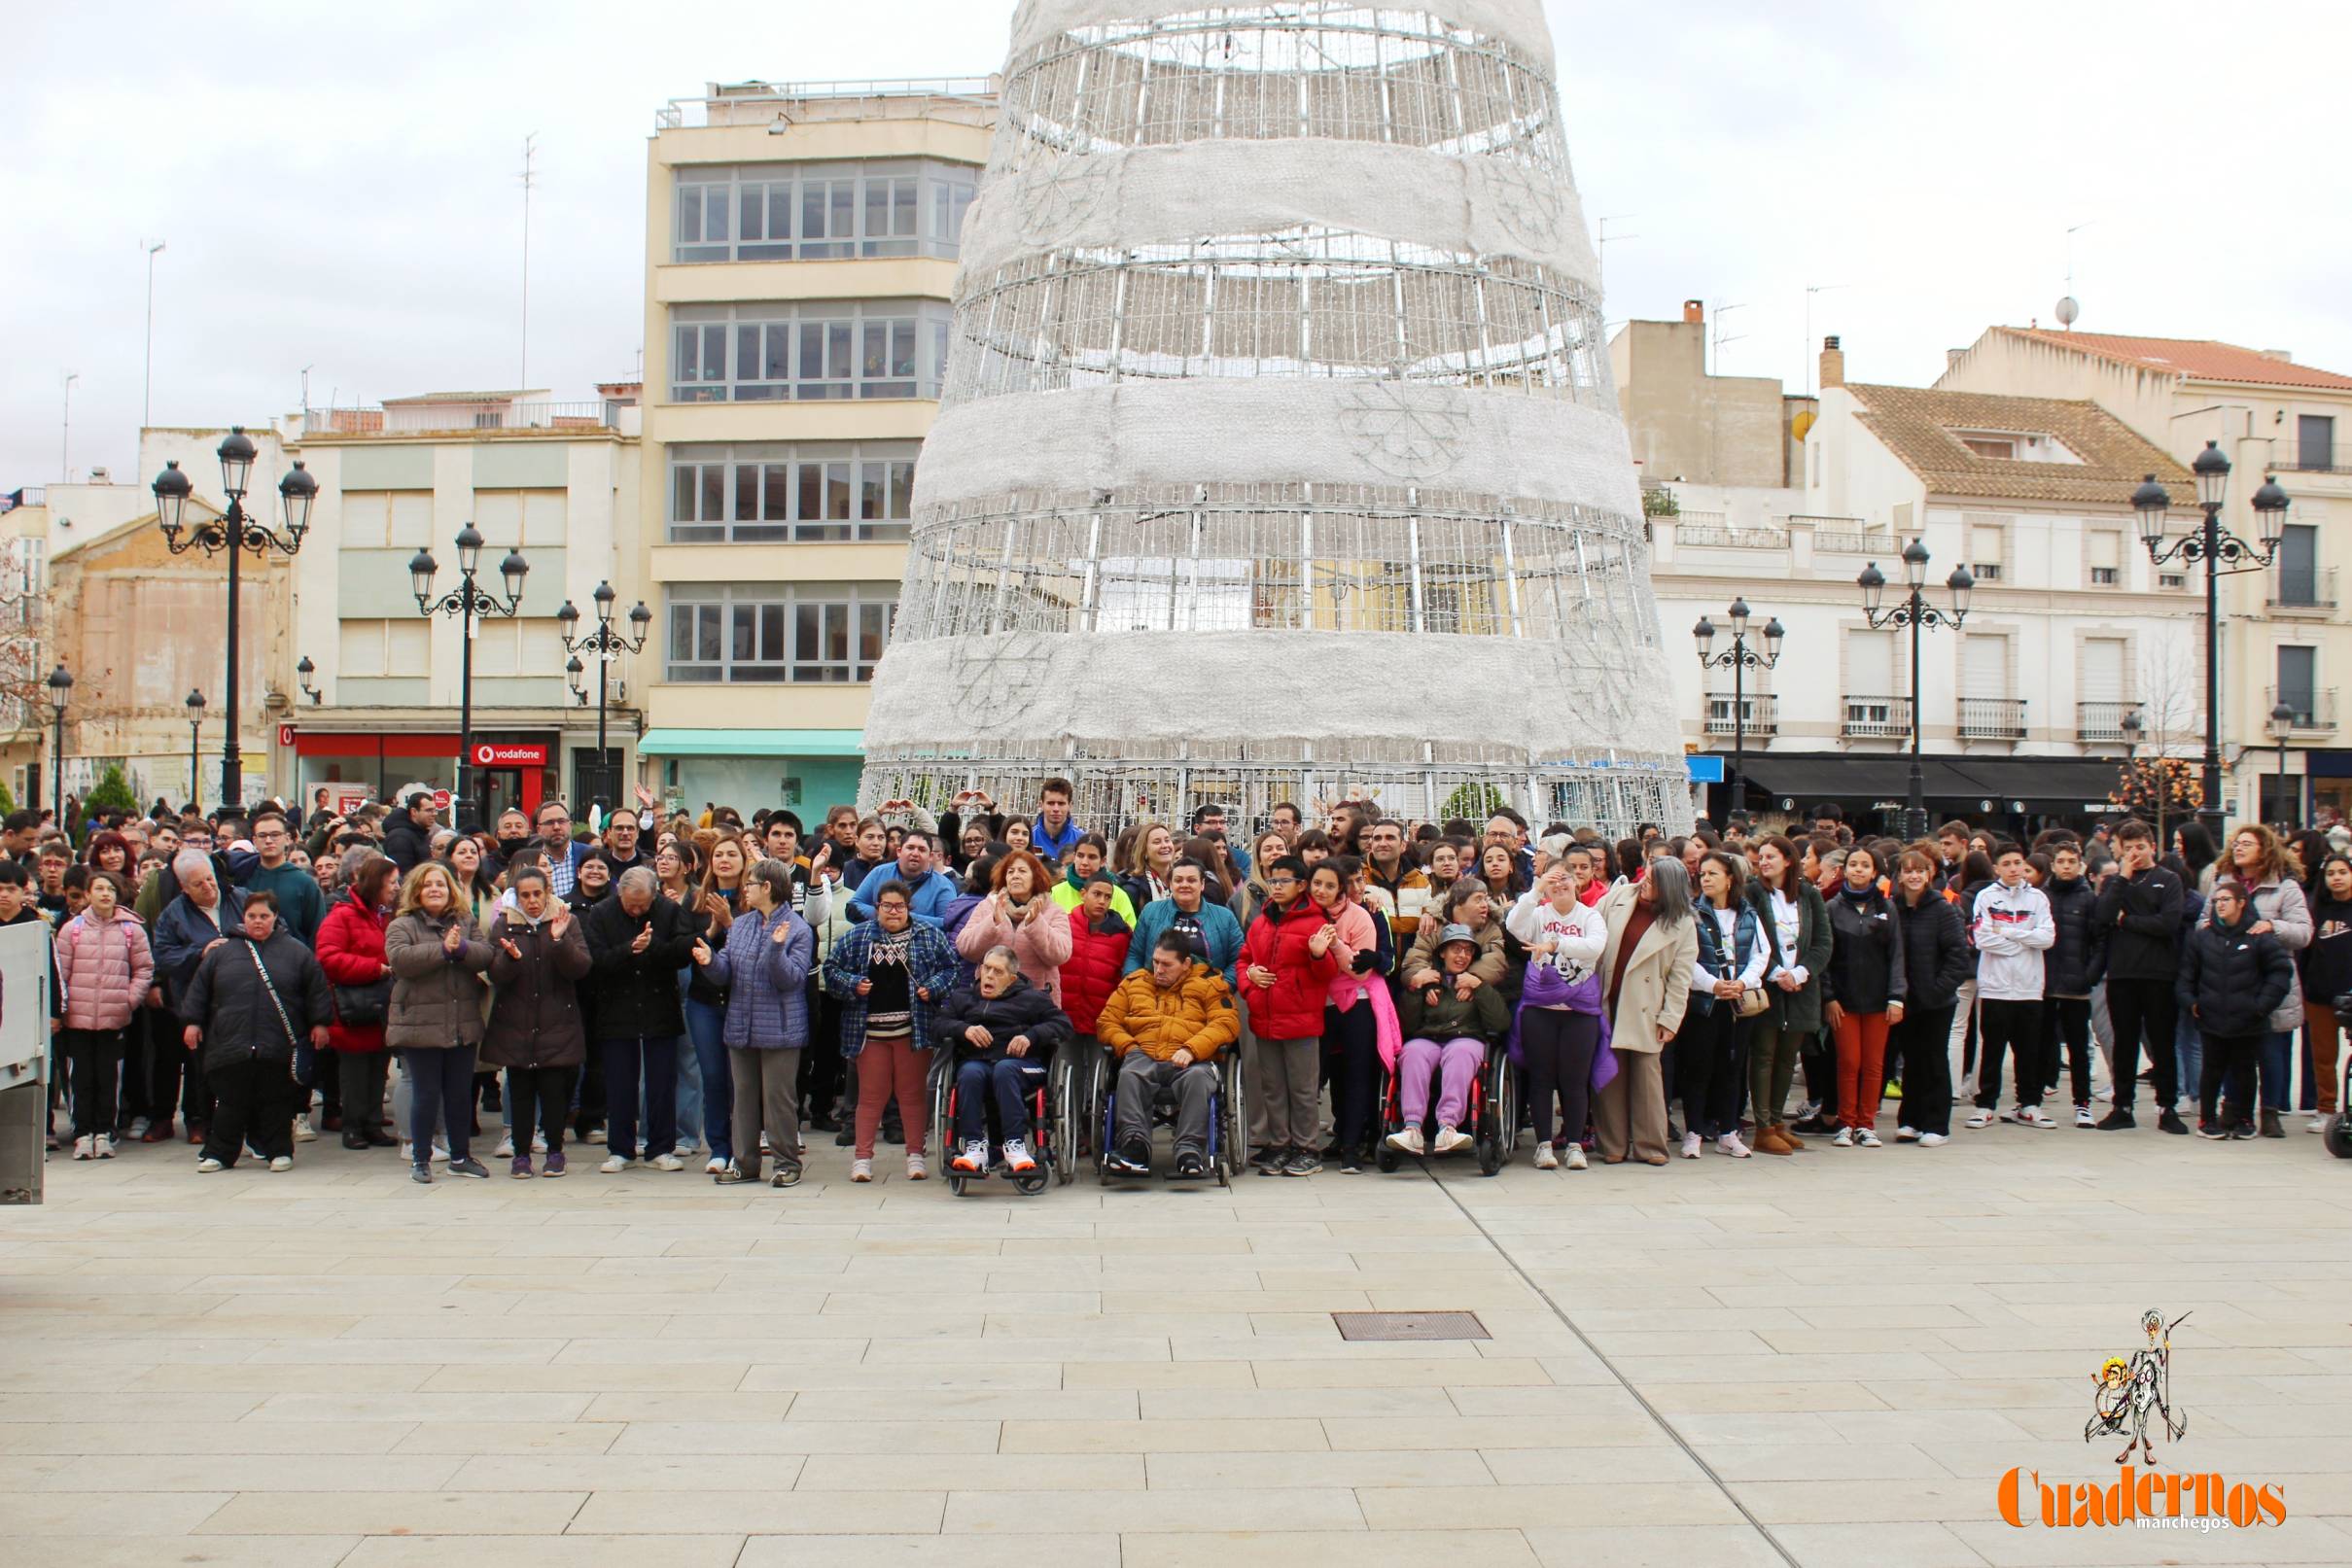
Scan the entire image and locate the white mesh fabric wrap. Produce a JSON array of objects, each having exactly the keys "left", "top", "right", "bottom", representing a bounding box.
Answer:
[{"left": 861, "top": 0, "right": 1693, "bottom": 836}]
